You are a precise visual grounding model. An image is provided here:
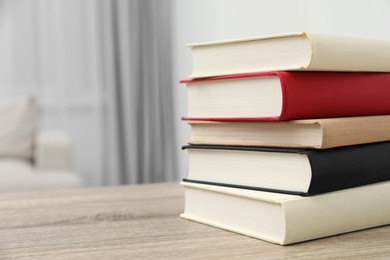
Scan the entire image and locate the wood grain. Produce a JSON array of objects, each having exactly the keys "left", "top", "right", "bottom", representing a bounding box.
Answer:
[{"left": 0, "top": 183, "right": 389, "bottom": 259}]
